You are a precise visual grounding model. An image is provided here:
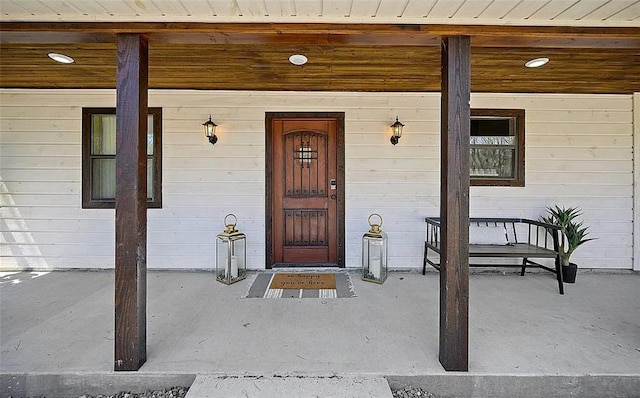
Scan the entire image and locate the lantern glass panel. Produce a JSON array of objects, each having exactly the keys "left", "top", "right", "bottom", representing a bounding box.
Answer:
[
  {"left": 216, "top": 233, "right": 246, "bottom": 285},
  {"left": 362, "top": 231, "right": 388, "bottom": 284}
]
